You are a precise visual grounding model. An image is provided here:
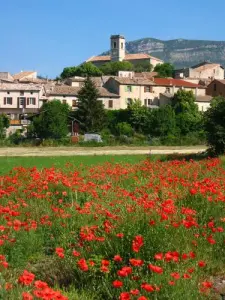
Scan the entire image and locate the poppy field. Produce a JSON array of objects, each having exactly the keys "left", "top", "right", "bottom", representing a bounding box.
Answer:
[{"left": 0, "top": 156, "right": 224, "bottom": 299}]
